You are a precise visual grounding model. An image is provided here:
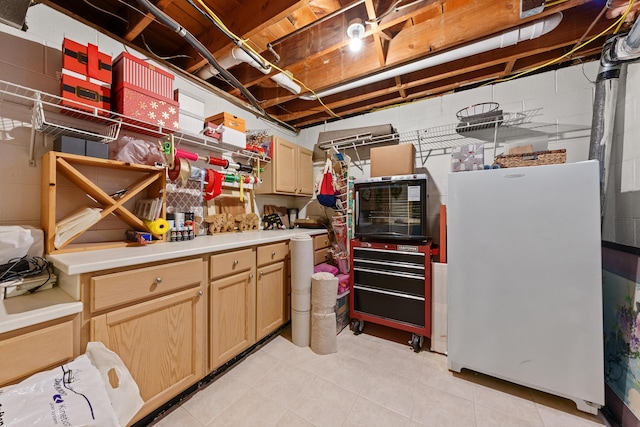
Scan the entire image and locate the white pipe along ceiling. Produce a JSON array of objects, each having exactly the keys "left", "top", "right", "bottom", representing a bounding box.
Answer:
[
  {"left": 196, "top": 47, "right": 303, "bottom": 94},
  {"left": 299, "top": 12, "right": 564, "bottom": 100}
]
